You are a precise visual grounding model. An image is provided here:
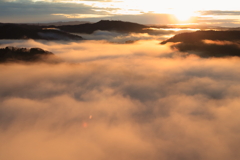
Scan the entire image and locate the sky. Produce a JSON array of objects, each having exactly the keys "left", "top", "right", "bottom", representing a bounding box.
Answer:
[{"left": 1, "top": 0, "right": 240, "bottom": 26}]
